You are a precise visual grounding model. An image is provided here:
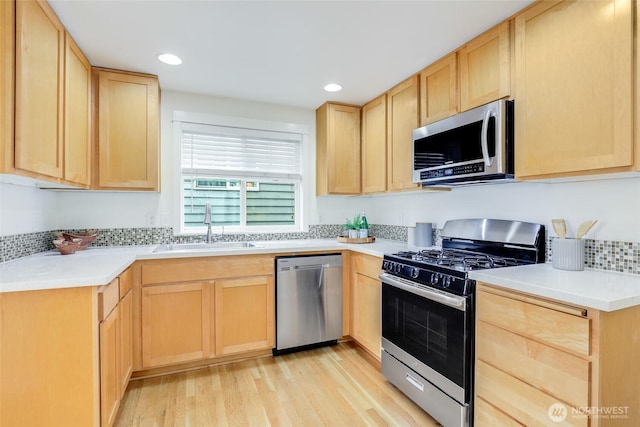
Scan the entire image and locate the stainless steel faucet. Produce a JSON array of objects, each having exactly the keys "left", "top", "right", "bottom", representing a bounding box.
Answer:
[{"left": 204, "top": 202, "right": 213, "bottom": 243}]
